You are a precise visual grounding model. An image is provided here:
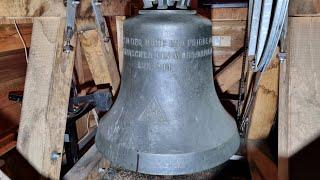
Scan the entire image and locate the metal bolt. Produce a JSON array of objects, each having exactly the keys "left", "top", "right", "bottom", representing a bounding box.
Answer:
[
  {"left": 98, "top": 167, "right": 106, "bottom": 174},
  {"left": 51, "top": 151, "right": 61, "bottom": 161}
]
